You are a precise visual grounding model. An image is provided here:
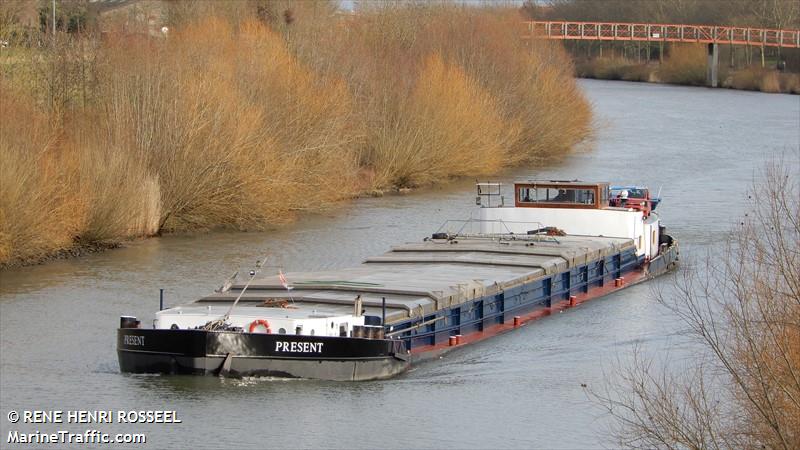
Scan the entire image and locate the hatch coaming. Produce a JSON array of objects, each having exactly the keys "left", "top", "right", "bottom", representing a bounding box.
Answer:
[
  {"left": 387, "top": 245, "right": 644, "bottom": 349},
  {"left": 158, "top": 234, "right": 634, "bottom": 333}
]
